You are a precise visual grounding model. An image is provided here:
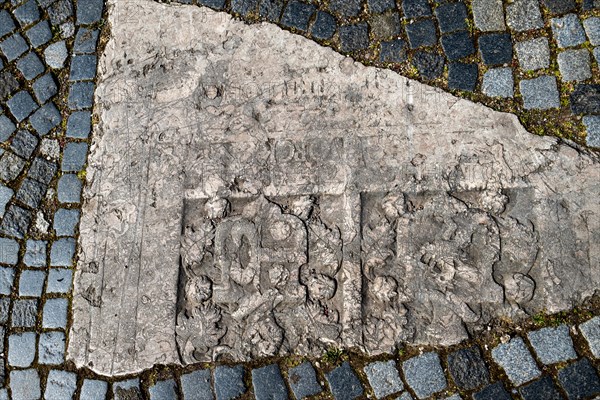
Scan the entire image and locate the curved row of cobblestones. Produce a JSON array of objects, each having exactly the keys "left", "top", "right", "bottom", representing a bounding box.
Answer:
[{"left": 0, "top": 0, "right": 599, "bottom": 399}]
